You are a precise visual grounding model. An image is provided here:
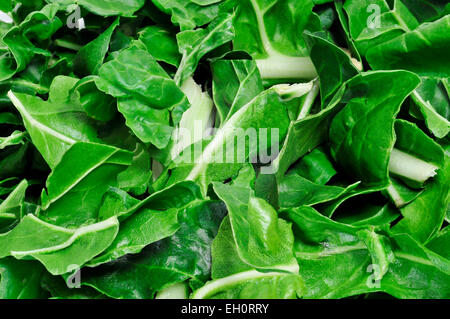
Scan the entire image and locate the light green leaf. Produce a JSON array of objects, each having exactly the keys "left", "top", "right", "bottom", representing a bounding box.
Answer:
[{"left": 0, "top": 214, "right": 119, "bottom": 275}]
